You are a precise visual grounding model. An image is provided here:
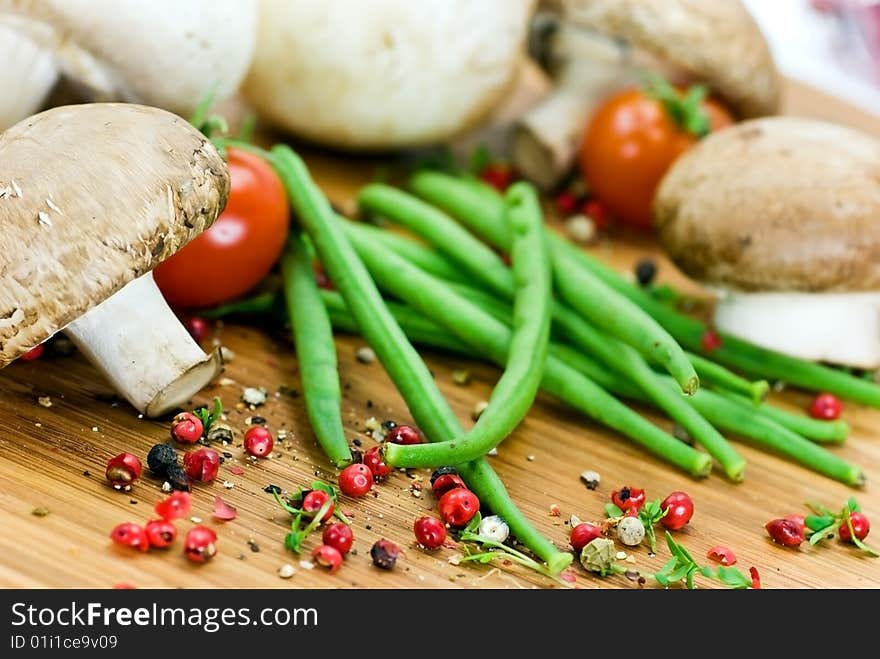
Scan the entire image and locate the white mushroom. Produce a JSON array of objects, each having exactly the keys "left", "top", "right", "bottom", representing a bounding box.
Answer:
[
  {"left": 0, "top": 103, "right": 230, "bottom": 415},
  {"left": 0, "top": 0, "right": 257, "bottom": 130},
  {"left": 512, "top": 0, "right": 782, "bottom": 189},
  {"left": 655, "top": 116, "right": 880, "bottom": 369},
  {"left": 243, "top": 0, "right": 536, "bottom": 149}
]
